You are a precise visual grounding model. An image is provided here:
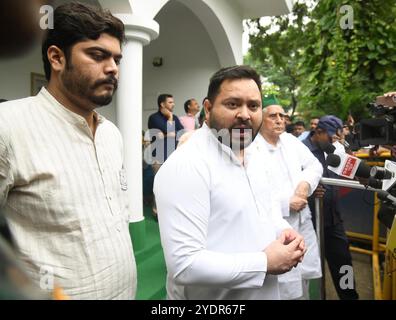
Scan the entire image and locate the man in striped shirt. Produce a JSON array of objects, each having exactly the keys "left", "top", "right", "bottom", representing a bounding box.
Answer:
[{"left": 0, "top": 3, "right": 136, "bottom": 299}]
